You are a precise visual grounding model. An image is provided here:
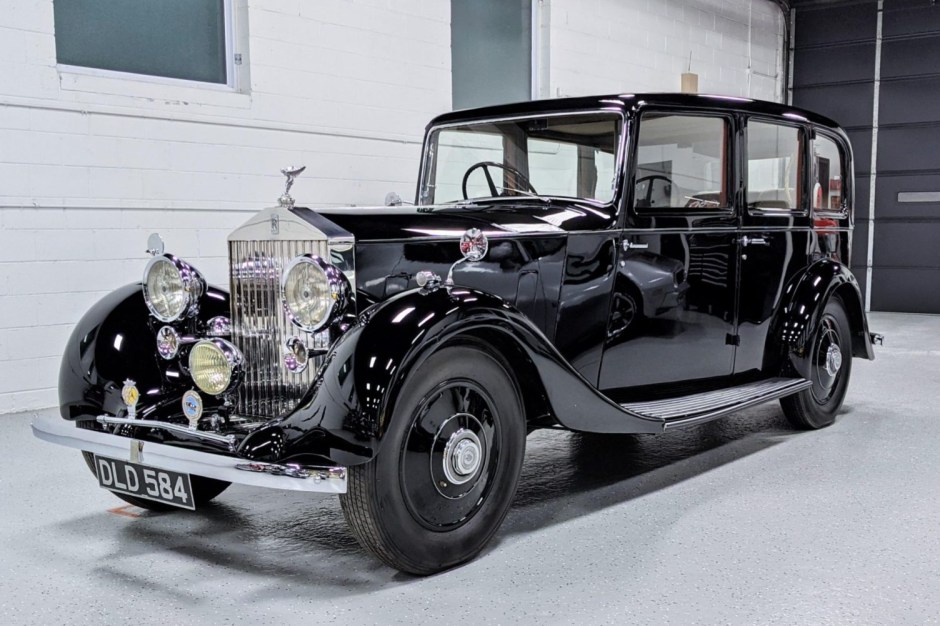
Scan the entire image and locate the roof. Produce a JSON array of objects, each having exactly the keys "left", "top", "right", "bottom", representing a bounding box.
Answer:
[{"left": 428, "top": 93, "right": 843, "bottom": 131}]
